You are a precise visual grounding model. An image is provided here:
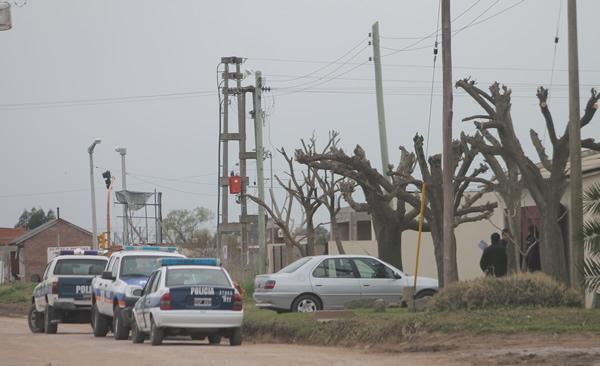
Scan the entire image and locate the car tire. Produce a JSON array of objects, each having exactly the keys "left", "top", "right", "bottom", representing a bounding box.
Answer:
[
  {"left": 43, "top": 304, "right": 58, "bottom": 334},
  {"left": 292, "top": 294, "right": 321, "bottom": 313},
  {"left": 28, "top": 304, "right": 44, "bottom": 333},
  {"left": 415, "top": 289, "right": 436, "bottom": 300},
  {"left": 229, "top": 327, "right": 242, "bottom": 346},
  {"left": 150, "top": 318, "right": 163, "bottom": 346},
  {"left": 92, "top": 303, "right": 109, "bottom": 337},
  {"left": 113, "top": 306, "right": 130, "bottom": 340},
  {"left": 131, "top": 318, "right": 145, "bottom": 344},
  {"left": 208, "top": 335, "right": 222, "bottom": 345}
]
